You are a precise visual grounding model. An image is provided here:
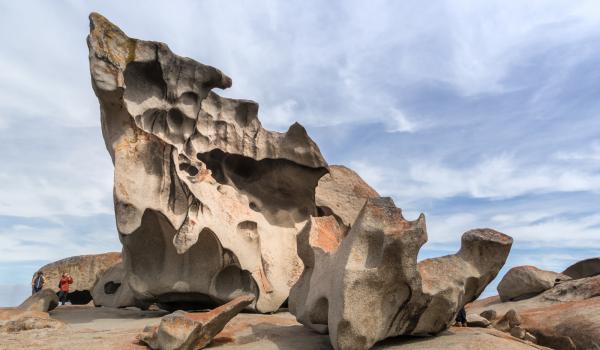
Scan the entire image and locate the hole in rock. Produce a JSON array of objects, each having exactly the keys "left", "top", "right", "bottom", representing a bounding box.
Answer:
[
  {"left": 196, "top": 149, "right": 327, "bottom": 227},
  {"left": 178, "top": 163, "right": 199, "bottom": 177},
  {"left": 122, "top": 210, "right": 259, "bottom": 311},
  {"left": 157, "top": 293, "right": 219, "bottom": 312},
  {"left": 123, "top": 60, "right": 166, "bottom": 104},
  {"left": 213, "top": 265, "right": 259, "bottom": 303},
  {"left": 104, "top": 281, "right": 121, "bottom": 295},
  {"left": 249, "top": 202, "right": 260, "bottom": 212},
  {"left": 309, "top": 297, "right": 329, "bottom": 325},
  {"left": 67, "top": 290, "right": 93, "bottom": 305}
]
